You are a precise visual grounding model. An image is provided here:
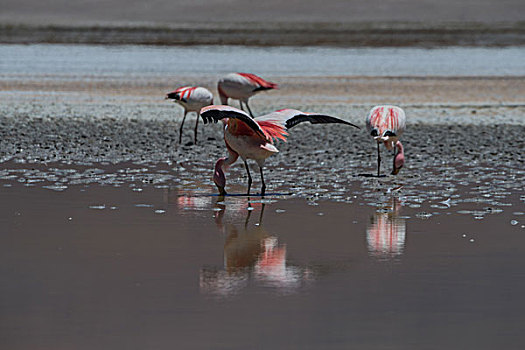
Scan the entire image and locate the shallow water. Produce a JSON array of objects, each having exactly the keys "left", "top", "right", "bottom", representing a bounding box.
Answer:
[
  {"left": 1, "top": 184, "right": 524, "bottom": 349},
  {"left": 2, "top": 44, "right": 525, "bottom": 78}
]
